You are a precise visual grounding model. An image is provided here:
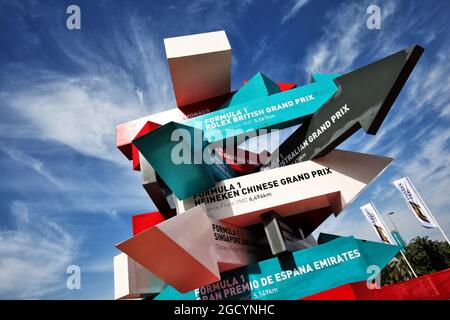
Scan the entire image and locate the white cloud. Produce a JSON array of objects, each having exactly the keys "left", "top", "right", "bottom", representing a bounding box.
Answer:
[
  {"left": 5, "top": 74, "right": 144, "bottom": 165},
  {"left": 300, "top": 0, "right": 396, "bottom": 79},
  {"left": 282, "top": 0, "right": 311, "bottom": 24},
  {"left": 250, "top": 37, "right": 269, "bottom": 66},
  {"left": 0, "top": 143, "right": 65, "bottom": 189},
  {"left": 82, "top": 260, "right": 114, "bottom": 274},
  {"left": 1, "top": 13, "right": 175, "bottom": 166},
  {"left": 400, "top": 127, "right": 450, "bottom": 208},
  {"left": 0, "top": 201, "right": 79, "bottom": 299}
]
